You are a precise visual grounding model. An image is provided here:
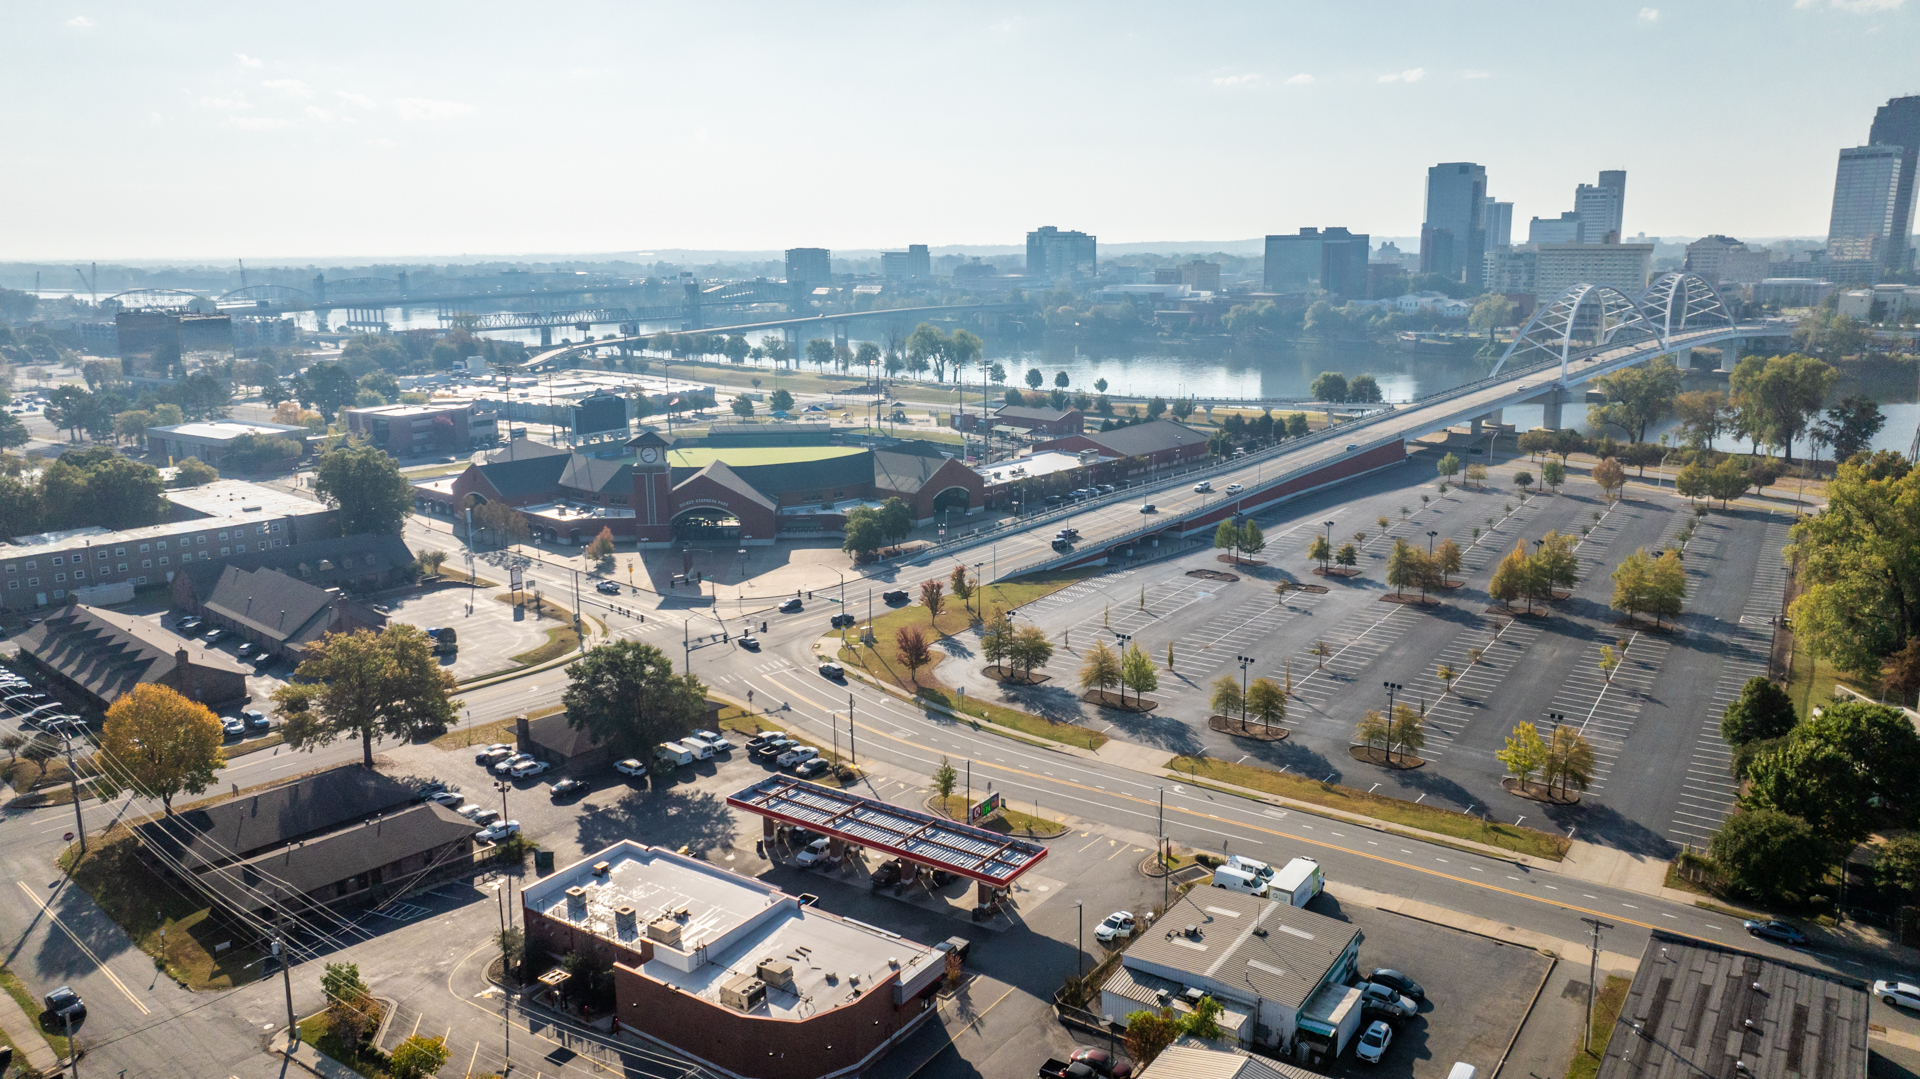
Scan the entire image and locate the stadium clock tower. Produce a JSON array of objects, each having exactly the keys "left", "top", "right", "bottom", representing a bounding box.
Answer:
[{"left": 626, "top": 431, "right": 677, "bottom": 546}]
